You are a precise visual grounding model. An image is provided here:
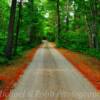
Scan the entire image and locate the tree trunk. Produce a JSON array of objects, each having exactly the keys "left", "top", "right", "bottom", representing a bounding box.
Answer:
[
  {"left": 28, "top": 0, "right": 34, "bottom": 44},
  {"left": 88, "top": 0, "right": 99, "bottom": 49},
  {"left": 28, "top": 25, "right": 34, "bottom": 44},
  {"left": 65, "top": 0, "right": 69, "bottom": 32},
  {"left": 14, "top": 0, "right": 22, "bottom": 54},
  {"left": 56, "top": 0, "right": 61, "bottom": 42},
  {"left": 5, "top": 0, "right": 17, "bottom": 58}
]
